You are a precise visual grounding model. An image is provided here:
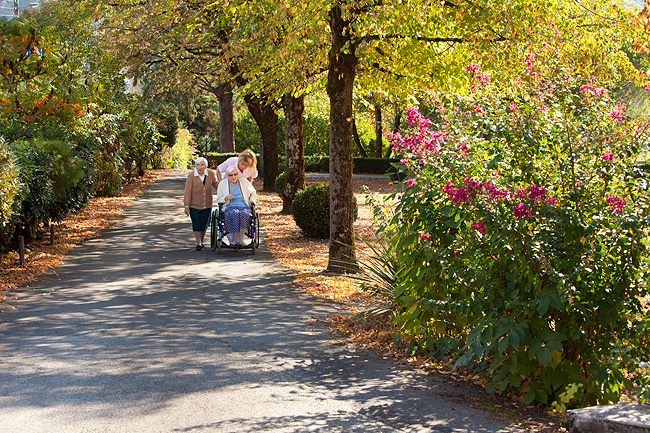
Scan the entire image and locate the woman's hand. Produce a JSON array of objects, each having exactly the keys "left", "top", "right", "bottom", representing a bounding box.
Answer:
[
  {"left": 184, "top": 207, "right": 190, "bottom": 216},
  {"left": 226, "top": 194, "right": 233, "bottom": 201}
]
